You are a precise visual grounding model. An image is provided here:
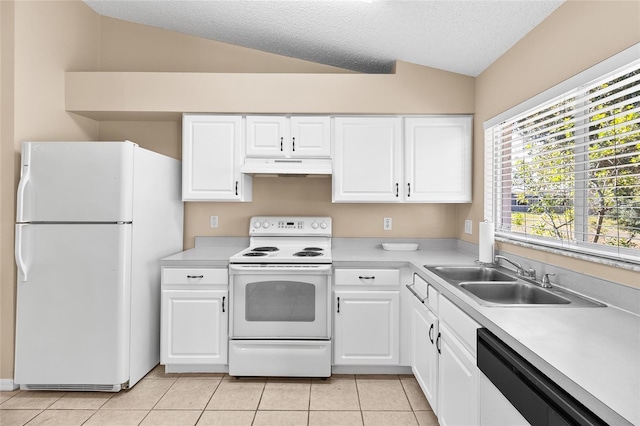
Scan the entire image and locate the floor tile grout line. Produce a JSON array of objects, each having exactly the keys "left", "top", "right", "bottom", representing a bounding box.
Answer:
[{"left": 1, "top": 373, "right": 436, "bottom": 426}]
